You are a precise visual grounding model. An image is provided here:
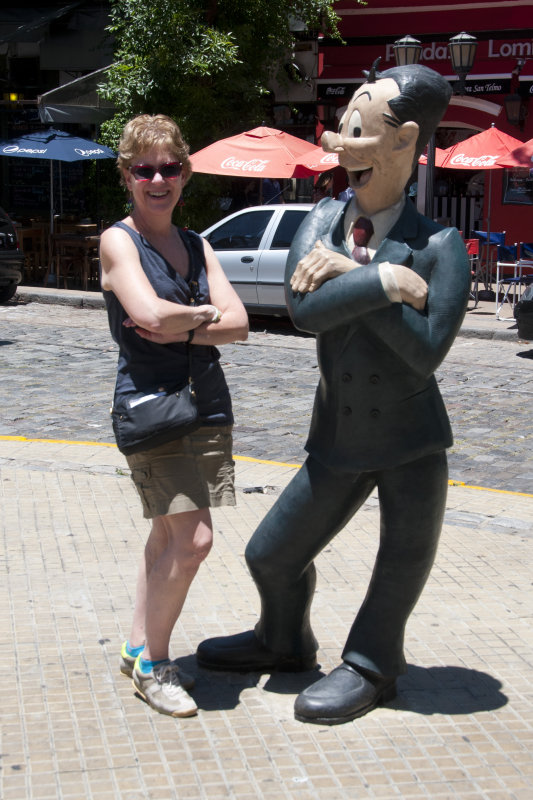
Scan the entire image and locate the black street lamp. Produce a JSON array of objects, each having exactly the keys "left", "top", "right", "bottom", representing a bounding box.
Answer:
[
  {"left": 393, "top": 32, "right": 478, "bottom": 218},
  {"left": 504, "top": 60, "right": 528, "bottom": 129},
  {"left": 504, "top": 93, "right": 527, "bottom": 128},
  {"left": 393, "top": 35, "right": 422, "bottom": 67},
  {"left": 392, "top": 35, "right": 436, "bottom": 216},
  {"left": 448, "top": 32, "right": 478, "bottom": 95}
]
